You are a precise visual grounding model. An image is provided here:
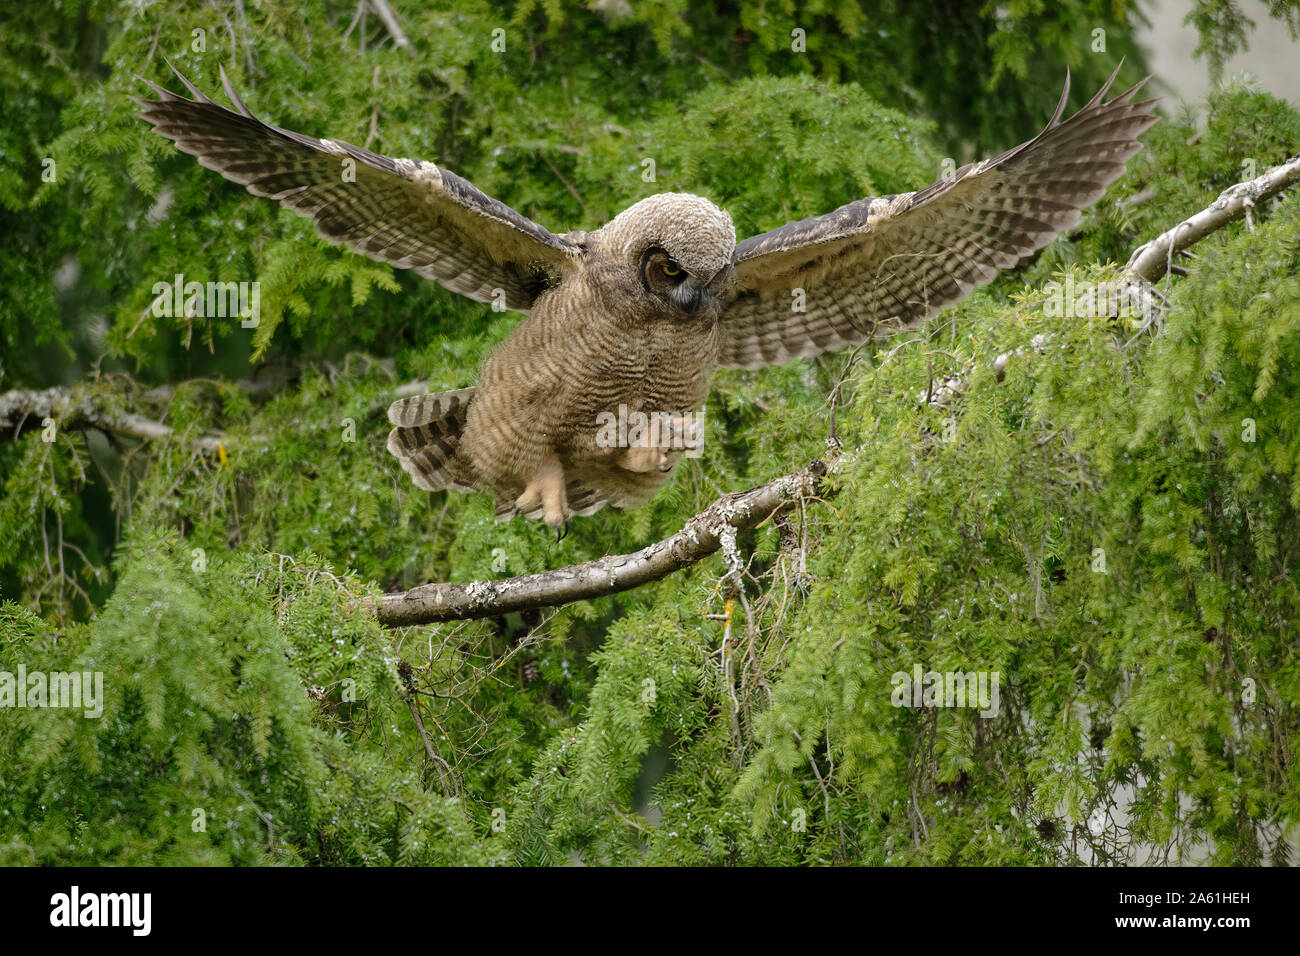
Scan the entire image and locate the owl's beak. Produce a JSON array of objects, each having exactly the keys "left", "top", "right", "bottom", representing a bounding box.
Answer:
[{"left": 670, "top": 277, "right": 705, "bottom": 313}]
